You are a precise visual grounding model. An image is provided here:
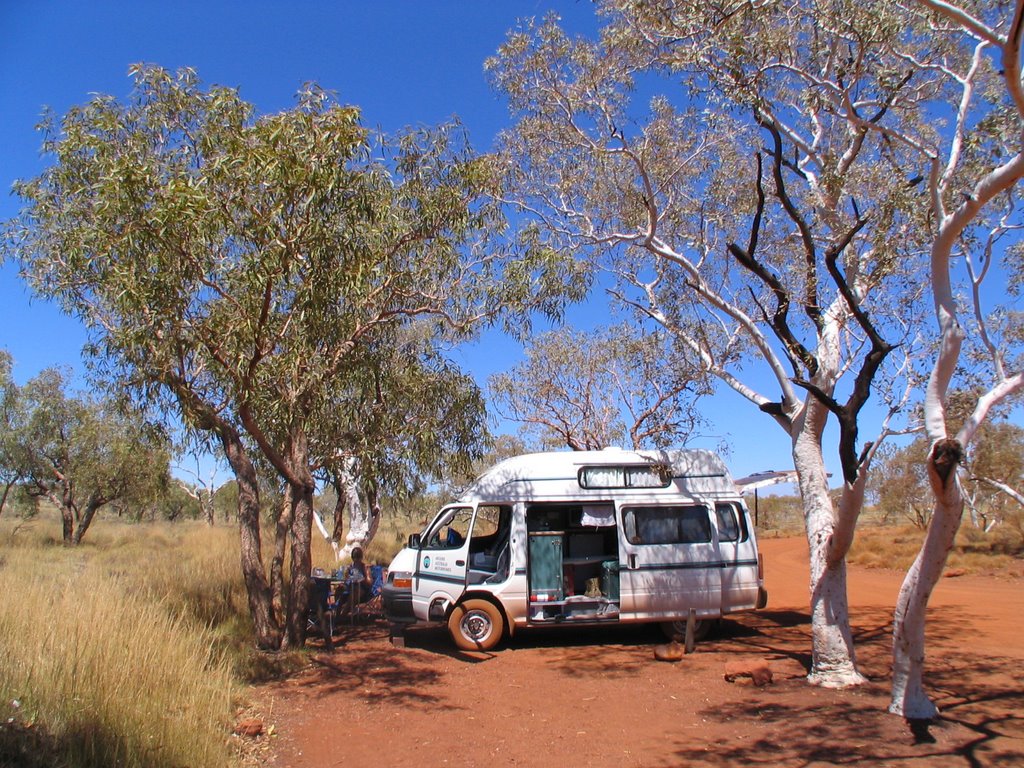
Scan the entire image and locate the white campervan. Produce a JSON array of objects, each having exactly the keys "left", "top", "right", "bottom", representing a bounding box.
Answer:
[{"left": 382, "top": 448, "right": 767, "bottom": 651}]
